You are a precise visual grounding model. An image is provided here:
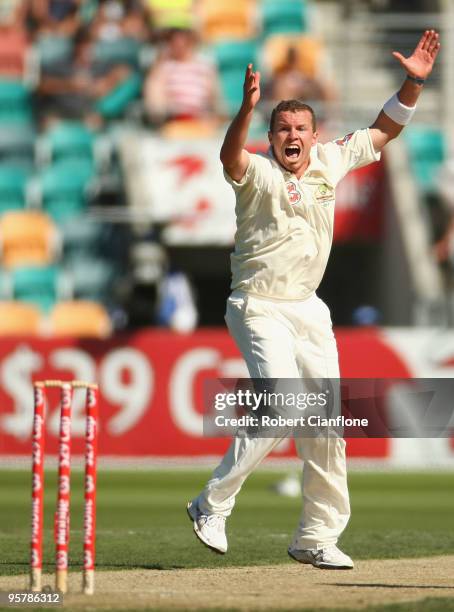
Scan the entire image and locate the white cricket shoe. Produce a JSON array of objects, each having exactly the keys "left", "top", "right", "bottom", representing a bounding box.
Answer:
[
  {"left": 187, "top": 500, "right": 228, "bottom": 554},
  {"left": 288, "top": 544, "right": 354, "bottom": 569}
]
